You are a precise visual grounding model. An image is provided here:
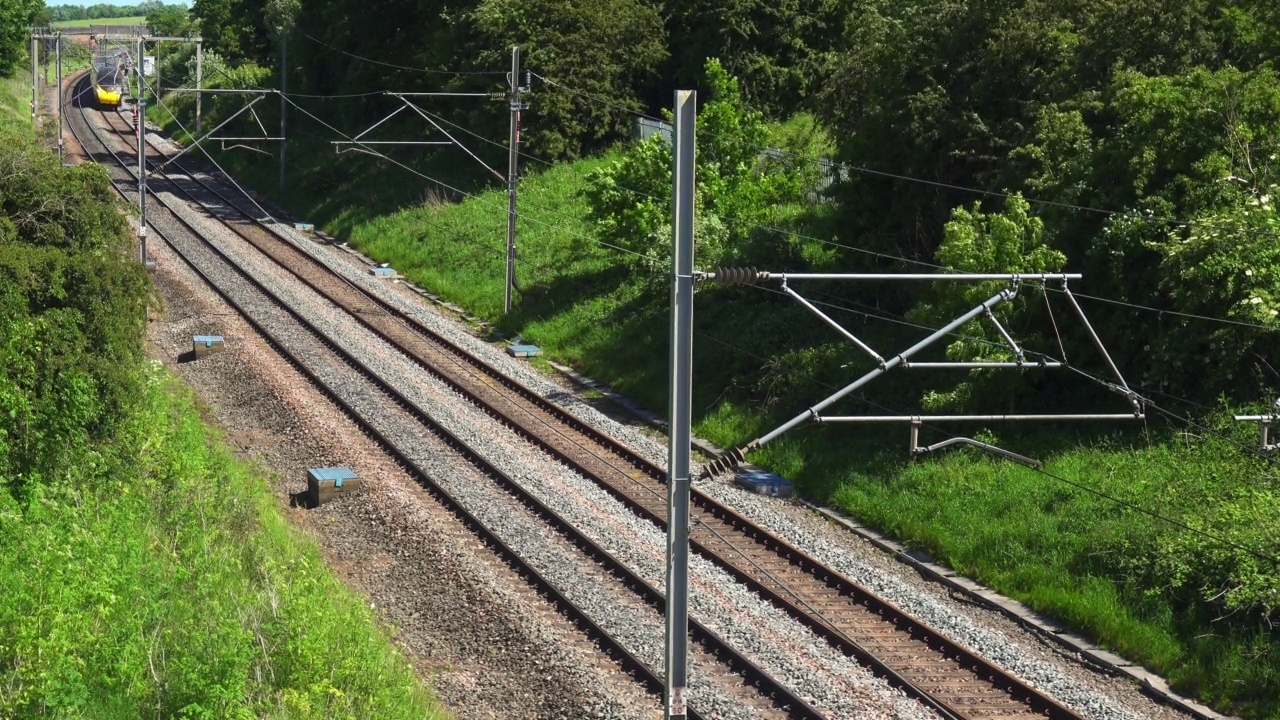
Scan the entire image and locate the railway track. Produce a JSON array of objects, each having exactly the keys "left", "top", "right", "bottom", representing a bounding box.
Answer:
[
  {"left": 67, "top": 72, "right": 831, "bottom": 720},
  {"left": 72, "top": 72, "right": 1091, "bottom": 720}
]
